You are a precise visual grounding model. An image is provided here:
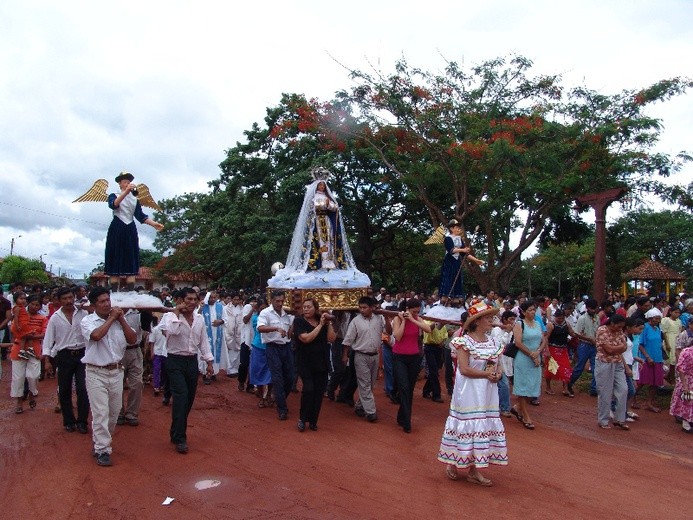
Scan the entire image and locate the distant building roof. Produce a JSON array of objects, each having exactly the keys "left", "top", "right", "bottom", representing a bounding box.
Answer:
[
  {"left": 91, "top": 267, "right": 199, "bottom": 282},
  {"left": 623, "top": 259, "right": 686, "bottom": 281}
]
